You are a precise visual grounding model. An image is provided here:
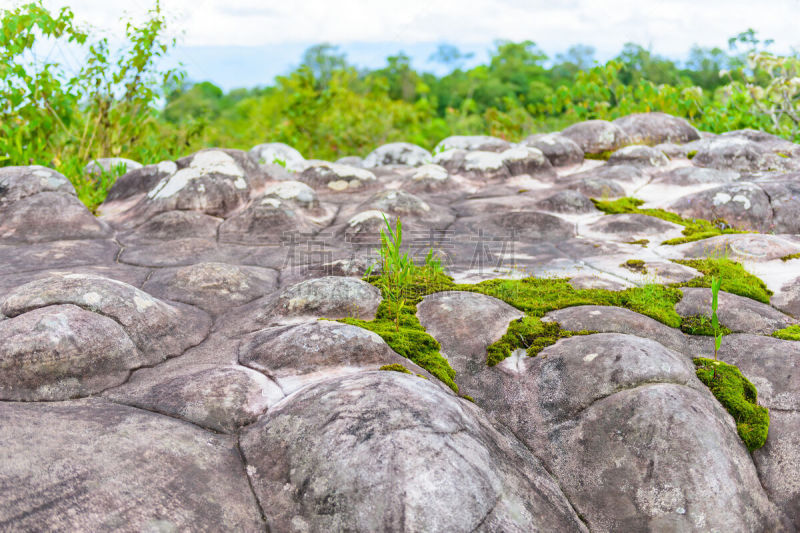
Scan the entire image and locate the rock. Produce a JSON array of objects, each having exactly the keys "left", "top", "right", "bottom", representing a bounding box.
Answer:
[
  {"left": 653, "top": 142, "right": 690, "bottom": 158},
  {"left": 451, "top": 211, "right": 575, "bottom": 242},
  {"left": 560, "top": 120, "right": 631, "bottom": 154},
  {"left": 565, "top": 176, "right": 626, "bottom": 198},
  {"left": 434, "top": 135, "right": 512, "bottom": 153},
  {"left": 522, "top": 133, "right": 584, "bottom": 166},
  {"left": 757, "top": 175, "right": 800, "bottom": 234},
  {"left": 438, "top": 146, "right": 553, "bottom": 180},
  {"left": 249, "top": 142, "right": 306, "bottom": 171},
  {"left": 0, "top": 304, "right": 140, "bottom": 400},
  {"left": 217, "top": 196, "right": 321, "bottom": 244},
  {"left": 542, "top": 305, "right": 688, "bottom": 354},
  {"left": 240, "top": 371, "right": 587, "bottom": 532},
  {"left": 217, "top": 276, "right": 382, "bottom": 336},
  {"left": 404, "top": 163, "right": 452, "bottom": 192},
  {"left": 752, "top": 410, "right": 800, "bottom": 529},
  {"left": 103, "top": 160, "right": 178, "bottom": 203},
  {"left": 103, "top": 364, "right": 283, "bottom": 433},
  {"left": 585, "top": 213, "right": 683, "bottom": 240},
  {"left": 261, "top": 180, "right": 319, "bottom": 208},
  {"left": 84, "top": 157, "right": 143, "bottom": 176},
  {"left": 612, "top": 112, "right": 700, "bottom": 145},
  {"left": 358, "top": 189, "right": 432, "bottom": 217},
  {"left": 120, "top": 210, "right": 221, "bottom": 242},
  {"left": 536, "top": 190, "right": 599, "bottom": 213},
  {"left": 607, "top": 145, "right": 670, "bottom": 168},
  {"left": 335, "top": 155, "right": 364, "bottom": 167},
  {"left": 673, "top": 233, "right": 800, "bottom": 263},
  {"left": 362, "top": 142, "right": 432, "bottom": 167},
  {"left": 692, "top": 137, "right": 785, "bottom": 172},
  {"left": 0, "top": 239, "right": 119, "bottom": 273},
  {"left": 299, "top": 161, "right": 377, "bottom": 190},
  {"left": 118, "top": 237, "right": 225, "bottom": 267},
  {"left": 652, "top": 166, "right": 739, "bottom": 186},
  {"left": 1, "top": 273, "right": 210, "bottom": 363},
  {"left": 667, "top": 182, "right": 773, "bottom": 232},
  {"left": 675, "top": 287, "right": 796, "bottom": 335},
  {"left": 239, "top": 320, "right": 432, "bottom": 394},
  {"left": 0, "top": 191, "right": 111, "bottom": 244},
  {"left": 0, "top": 165, "right": 76, "bottom": 204},
  {"left": 142, "top": 262, "right": 279, "bottom": 316},
  {"left": 0, "top": 400, "right": 265, "bottom": 530},
  {"left": 717, "top": 334, "right": 800, "bottom": 411},
  {"left": 131, "top": 149, "right": 266, "bottom": 219}
]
